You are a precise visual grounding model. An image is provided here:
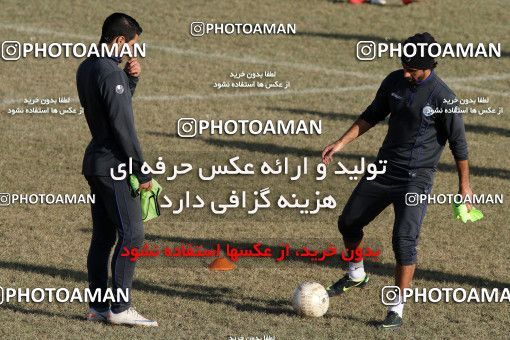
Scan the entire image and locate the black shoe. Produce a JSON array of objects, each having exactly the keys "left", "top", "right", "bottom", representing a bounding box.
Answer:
[
  {"left": 326, "top": 273, "right": 369, "bottom": 297},
  {"left": 379, "top": 311, "right": 403, "bottom": 329}
]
